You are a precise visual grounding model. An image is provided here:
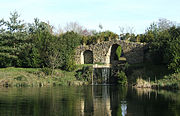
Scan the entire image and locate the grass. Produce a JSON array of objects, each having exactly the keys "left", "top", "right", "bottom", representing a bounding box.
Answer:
[
  {"left": 153, "top": 72, "right": 180, "bottom": 89},
  {"left": 127, "top": 63, "right": 180, "bottom": 90},
  {"left": 134, "top": 72, "right": 180, "bottom": 90},
  {"left": 0, "top": 67, "right": 82, "bottom": 87},
  {"left": 76, "top": 64, "right": 93, "bottom": 69},
  {"left": 127, "top": 63, "right": 171, "bottom": 84}
]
